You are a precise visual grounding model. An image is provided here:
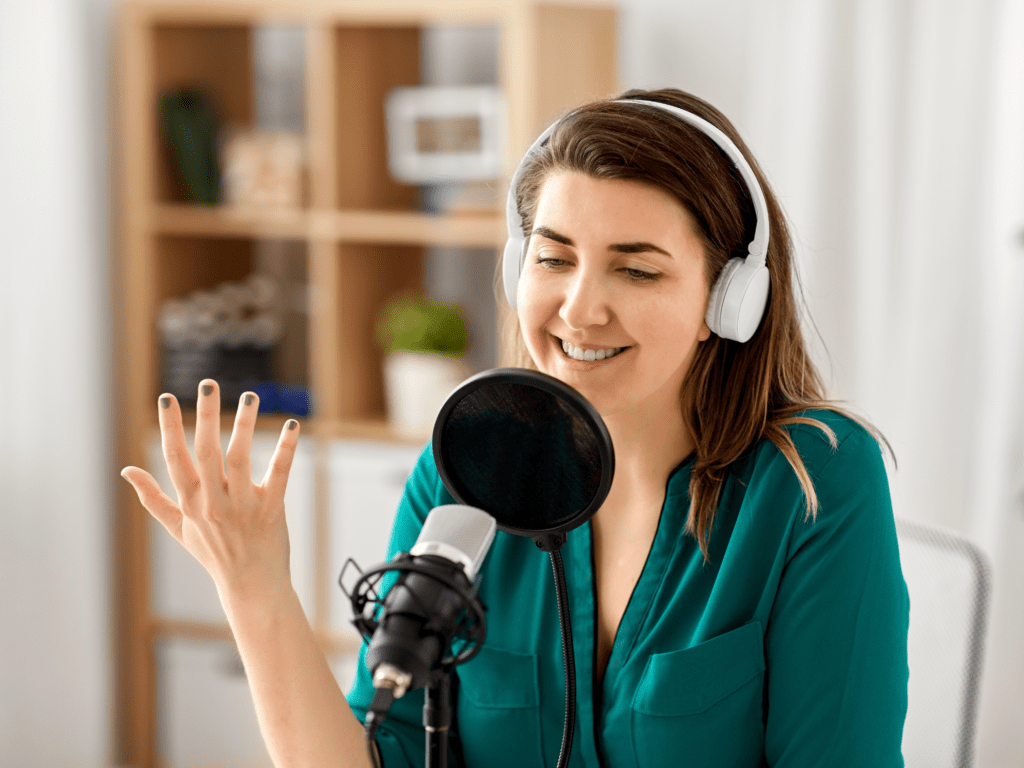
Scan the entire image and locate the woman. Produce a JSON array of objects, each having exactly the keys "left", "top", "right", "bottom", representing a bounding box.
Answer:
[{"left": 122, "top": 88, "right": 909, "bottom": 767}]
